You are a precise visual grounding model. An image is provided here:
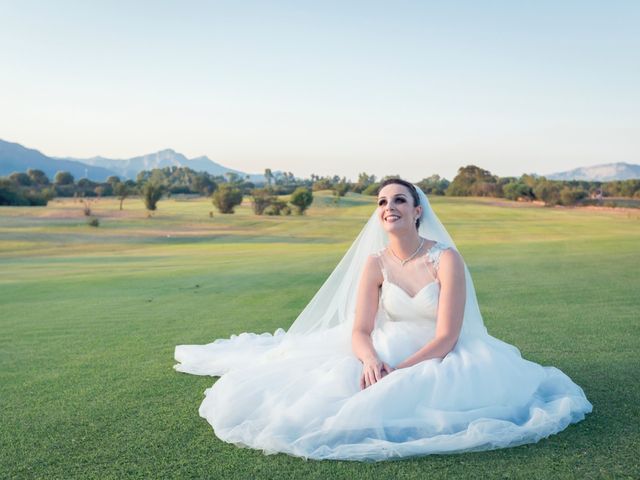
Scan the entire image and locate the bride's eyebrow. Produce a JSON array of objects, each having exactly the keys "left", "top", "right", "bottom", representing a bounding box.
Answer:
[{"left": 377, "top": 194, "right": 408, "bottom": 200}]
